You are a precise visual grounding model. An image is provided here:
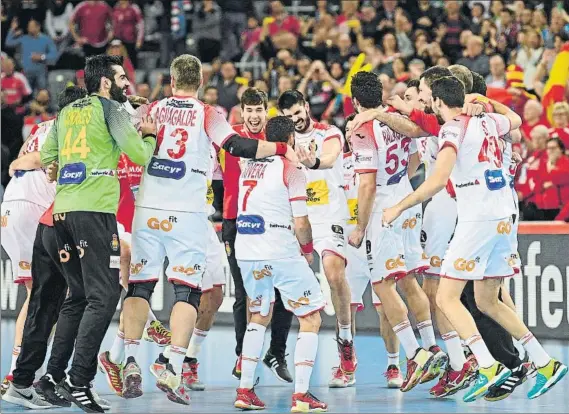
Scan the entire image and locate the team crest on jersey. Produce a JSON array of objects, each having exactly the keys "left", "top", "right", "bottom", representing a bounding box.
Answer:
[
  {"left": 19, "top": 261, "right": 31, "bottom": 271},
  {"left": 111, "top": 234, "right": 119, "bottom": 251}
]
